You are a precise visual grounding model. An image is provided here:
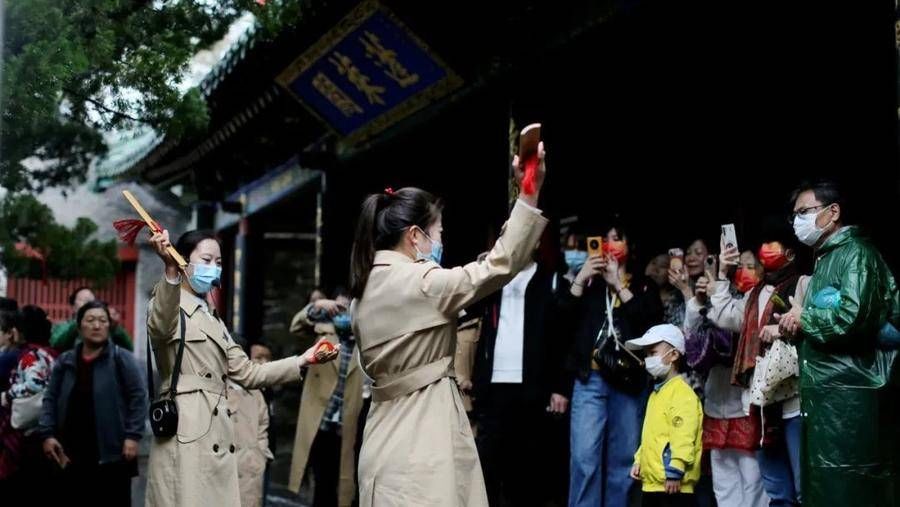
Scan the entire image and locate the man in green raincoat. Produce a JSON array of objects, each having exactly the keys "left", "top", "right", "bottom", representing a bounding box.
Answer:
[{"left": 779, "top": 180, "right": 900, "bottom": 506}]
